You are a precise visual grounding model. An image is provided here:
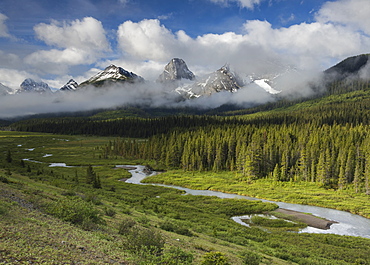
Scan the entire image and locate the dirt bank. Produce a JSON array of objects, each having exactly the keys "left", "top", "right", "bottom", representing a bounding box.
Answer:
[{"left": 274, "top": 208, "right": 338, "bottom": 230}]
